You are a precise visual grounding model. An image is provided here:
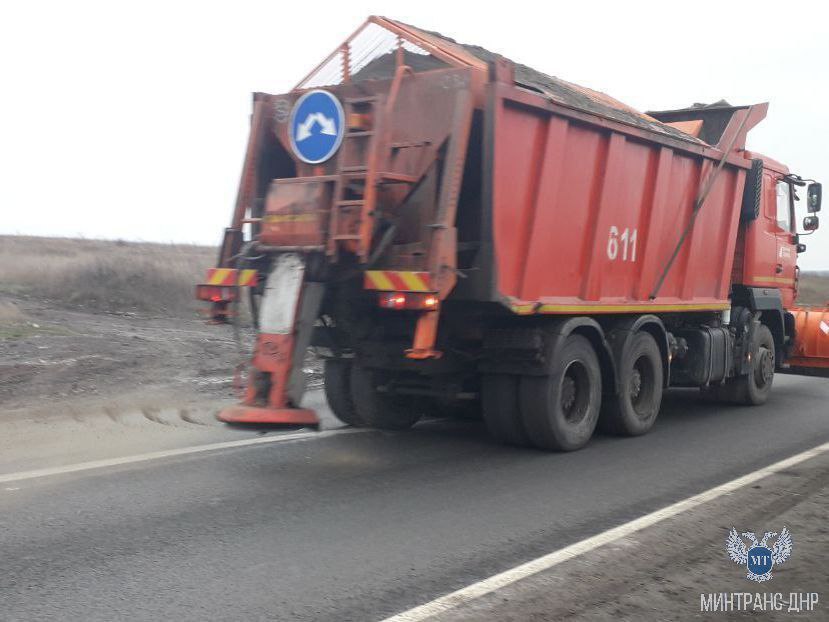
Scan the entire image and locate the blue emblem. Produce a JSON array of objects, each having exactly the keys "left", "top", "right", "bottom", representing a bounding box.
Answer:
[
  {"left": 726, "top": 527, "right": 793, "bottom": 582},
  {"left": 746, "top": 546, "right": 774, "bottom": 576},
  {"left": 289, "top": 89, "right": 344, "bottom": 164}
]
